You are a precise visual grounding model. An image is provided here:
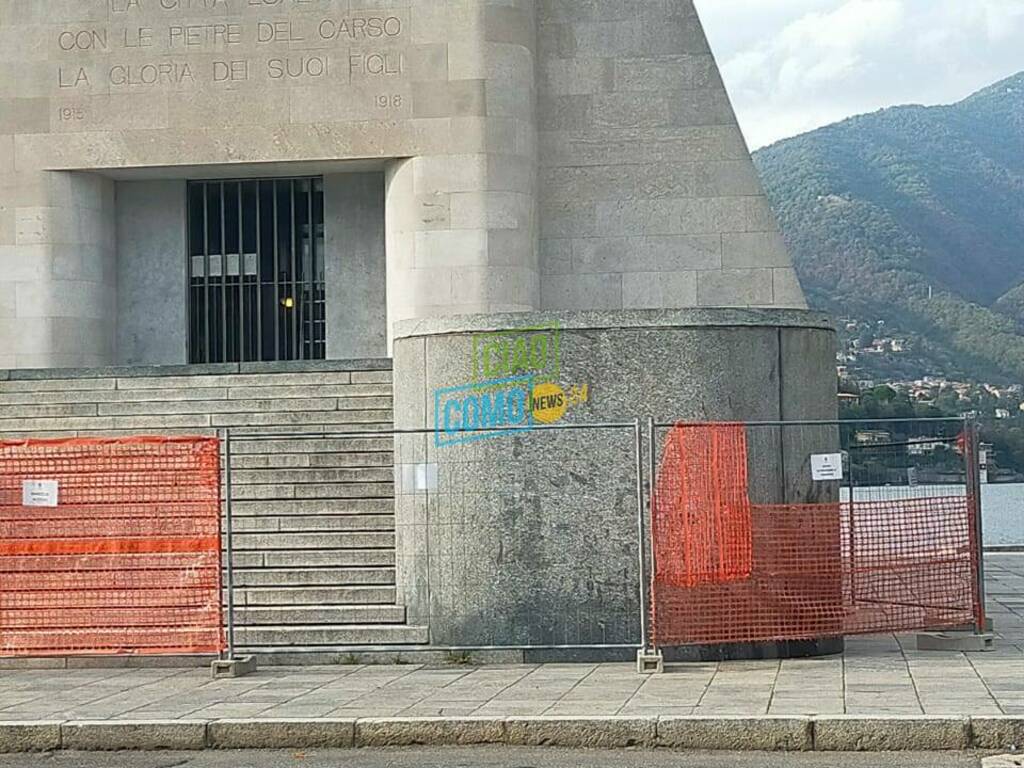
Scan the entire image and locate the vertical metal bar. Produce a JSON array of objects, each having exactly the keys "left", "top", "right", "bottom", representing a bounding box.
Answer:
[
  {"left": 255, "top": 181, "right": 263, "bottom": 363},
  {"left": 223, "top": 428, "right": 237, "bottom": 659},
  {"left": 273, "top": 181, "right": 280, "bottom": 360},
  {"left": 846, "top": 448, "right": 857, "bottom": 603},
  {"left": 203, "top": 183, "right": 210, "bottom": 364},
  {"left": 220, "top": 182, "right": 228, "bottom": 362},
  {"left": 185, "top": 182, "right": 192, "bottom": 365},
  {"left": 290, "top": 180, "right": 298, "bottom": 360},
  {"left": 967, "top": 417, "right": 988, "bottom": 633},
  {"left": 306, "top": 178, "right": 314, "bottom": 360},
  {"left": 646, "top": 416, "right": 659, "bottom": 651},
  {"left": 633, "top": 418, "right": 649, "bottom": 653},
  {"left": 238, "top": 182, "right": 246, "bottom": 363}
]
